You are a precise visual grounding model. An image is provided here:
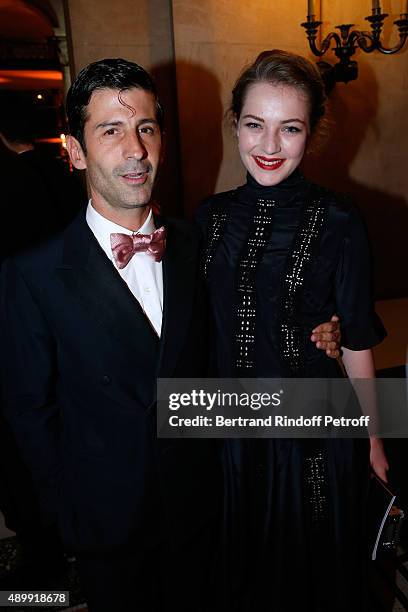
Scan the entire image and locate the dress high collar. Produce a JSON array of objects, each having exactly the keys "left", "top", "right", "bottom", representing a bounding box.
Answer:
[{"left": 240, "top": 167, "right": 307, "bottom": 205}]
